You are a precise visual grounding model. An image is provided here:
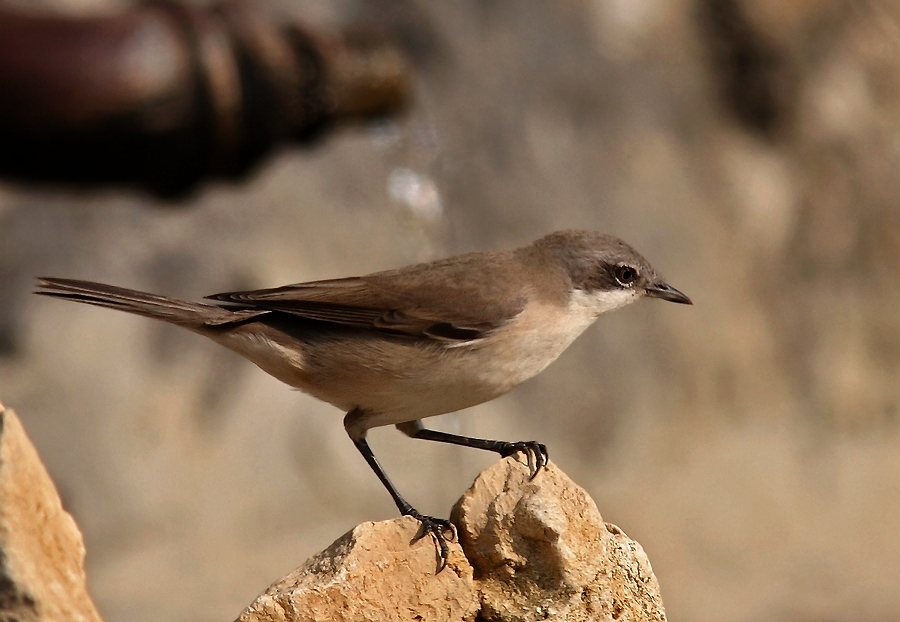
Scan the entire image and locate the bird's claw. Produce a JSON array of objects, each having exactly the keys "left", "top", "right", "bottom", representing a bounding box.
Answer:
[
  {"left": 406, "top": 510, "right": 456, "bottom": 572},
  {"left": 499, "top": 440, "right": 549, "bottom": 479}
]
